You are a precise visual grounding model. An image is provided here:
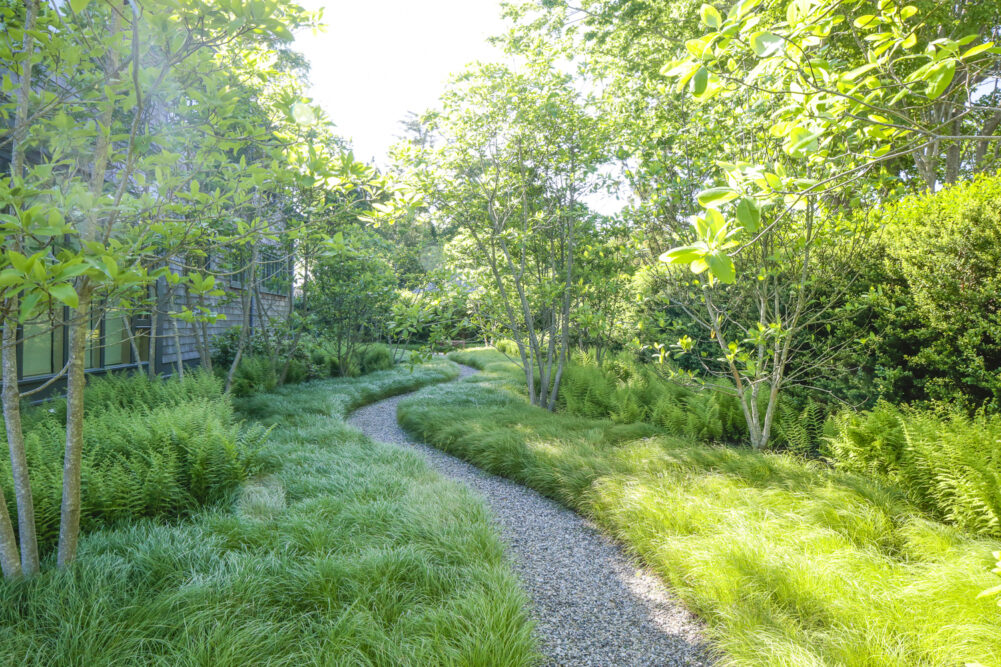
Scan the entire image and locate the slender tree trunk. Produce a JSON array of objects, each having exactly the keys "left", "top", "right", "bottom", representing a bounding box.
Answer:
[
  {"left": 148, "top": 301, "right": 160, "bottom": 379},
  {"left": 195, "top": 291, "right": 212, "bottom": 371},
  {"left": 121, "top": 316, "right": 142, "bottom": 372},
  {"left": 169, "top": 287, "right": 185, "bottom": 379},
  {"left": 58, "top": 3, "right": 124, "bottom": 567},
  {"left": 57, "top": 287, "right": 92, "bottom": 568},
  {"left": 705, "top": 292, "right": 759, "bottom": 448},
  {"left": 225, "top": 245, "right": 258, "bottom": 393},
  {"left": 2, "top": 0, "right": 41, "bottom": 576},
  {"left": 0, "top": 309, "right": 24, "bottom": 578},
  {"left": 3, "top": 307, "right": 39, "bottom": 574},
  {"left": 547, "top": 212, "right": 575, "bottom": 411}
]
